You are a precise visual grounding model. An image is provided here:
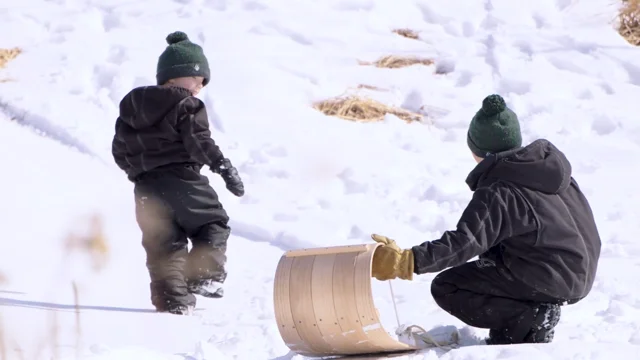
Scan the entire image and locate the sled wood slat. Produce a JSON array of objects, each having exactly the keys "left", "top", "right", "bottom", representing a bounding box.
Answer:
[
  {"left": 332, "top": 252, "right": 383, "bottom": 355},
  {"left": 310, "top": 254, "right": 350, "bottom": 353},
  {"left": 273, "top": 256, "right": 312, "bottom": 355},
  {"left": 289, "top": 256, "right": 335, "bottom": 354}
]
